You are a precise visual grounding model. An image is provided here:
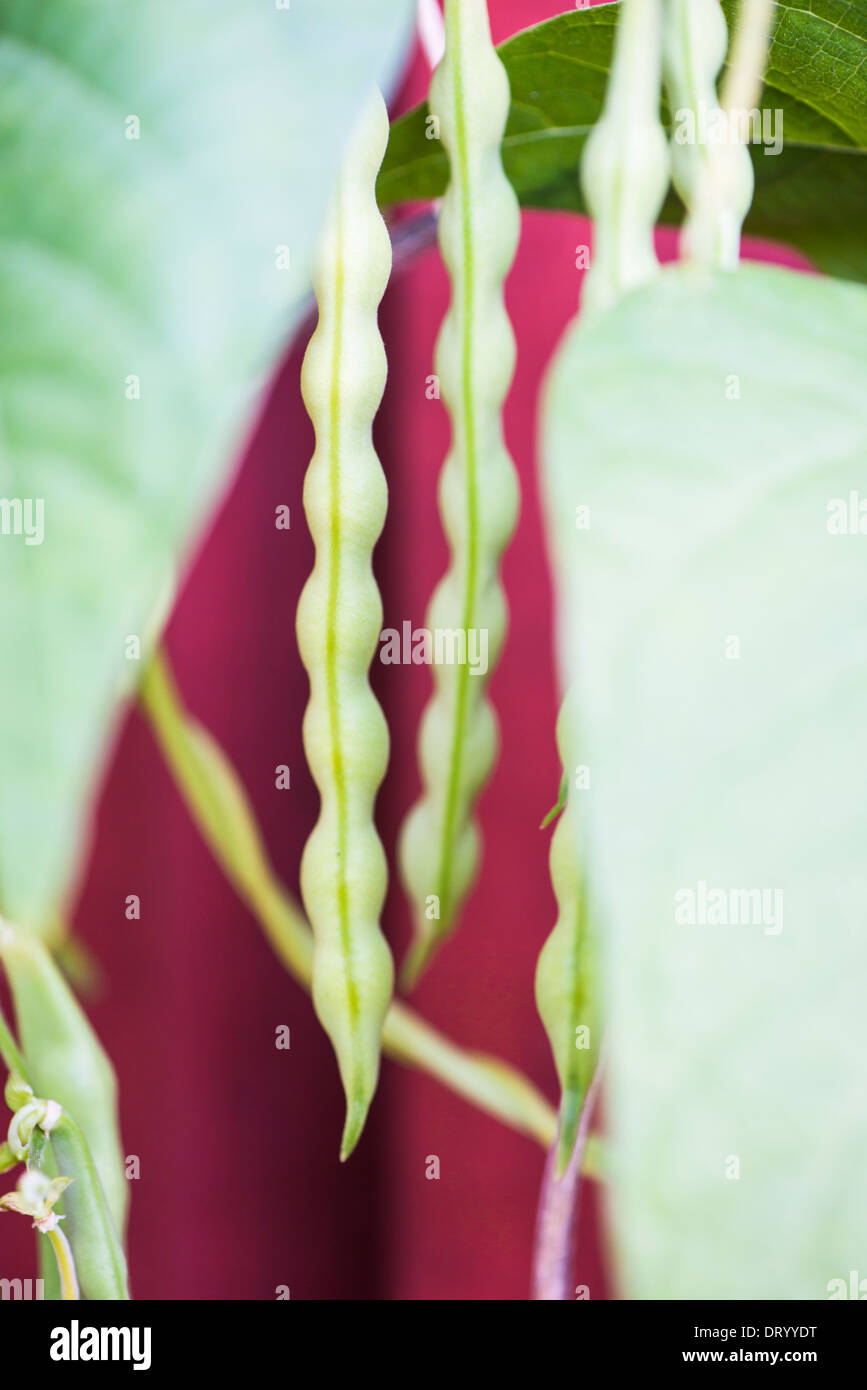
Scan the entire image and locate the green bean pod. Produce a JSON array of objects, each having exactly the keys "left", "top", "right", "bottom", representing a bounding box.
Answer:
[
  {"left": 297, "top": 89, "right": 394, "bottom": 1161},
  {"left": 580, "top": 0, "right": 670, "bottom": 314},
  {"left": 399, "top": 0, "right": 520, "bottom": 985},
  {"left": 0, "top": 923, "right": 127, "bottom": 1236},
  {"left": 663, "top": 0, "right": 753, "bottom": 270},
  {"left": 535, "top": 0, "right": 669, "bottom": 1169},
  {"left": 534, "top": 699, "right": 599, "bottom": 1176}
]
